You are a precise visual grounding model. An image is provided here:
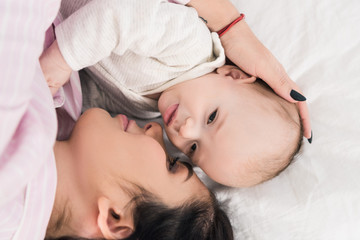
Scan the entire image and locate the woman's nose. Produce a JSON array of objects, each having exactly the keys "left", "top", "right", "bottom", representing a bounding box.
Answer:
[
  {"left": 144, "top": 122, "right": 166, "bottom": 147},
  {"left": 179, "top": 117, "right": 198, "bottom": 139}
]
